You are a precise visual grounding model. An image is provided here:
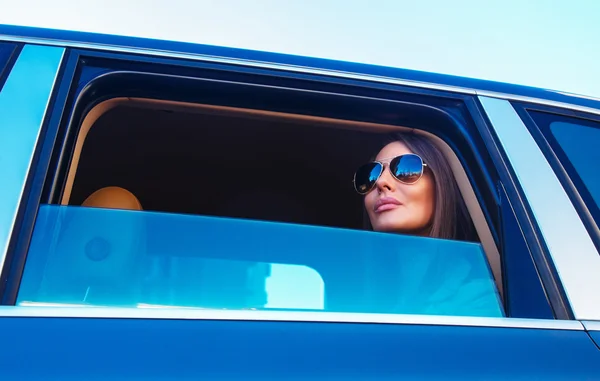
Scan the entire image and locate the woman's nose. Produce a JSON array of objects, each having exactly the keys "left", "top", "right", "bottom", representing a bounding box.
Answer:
[{"left": 375, "top": 167, "right": 395, "bottom": 192}]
